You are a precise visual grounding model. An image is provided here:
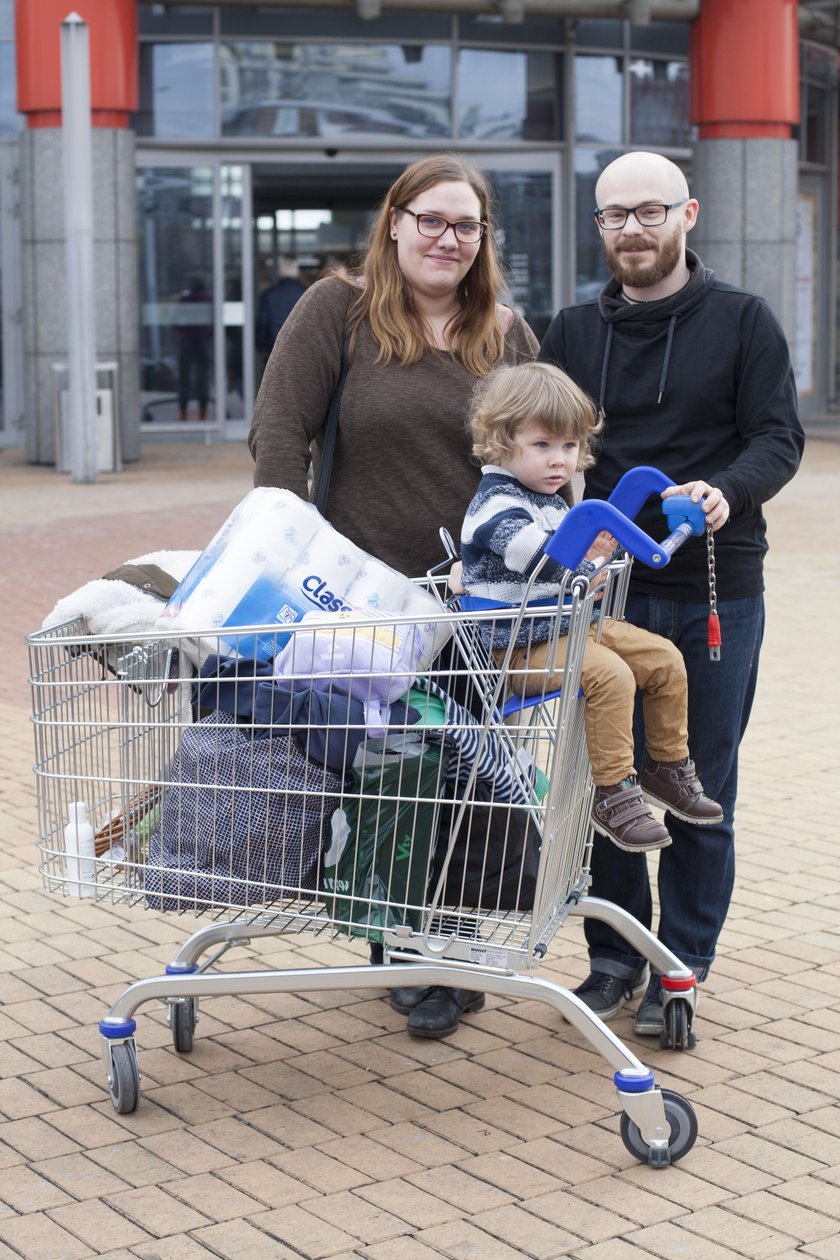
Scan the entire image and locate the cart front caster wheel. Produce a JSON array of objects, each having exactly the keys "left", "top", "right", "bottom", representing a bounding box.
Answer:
[
  {"left": 620, "top": 1088, "right": 697, "bottom": 1167},
  {"left": 659, "top": 997, "right": 696, "bottom": 1051},
  {"left": 107, "top": 1041, "right": 140, "bottom": 1115},
  {"left": 170, "top": 997, "right": 197, "bottom": 1054}
]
